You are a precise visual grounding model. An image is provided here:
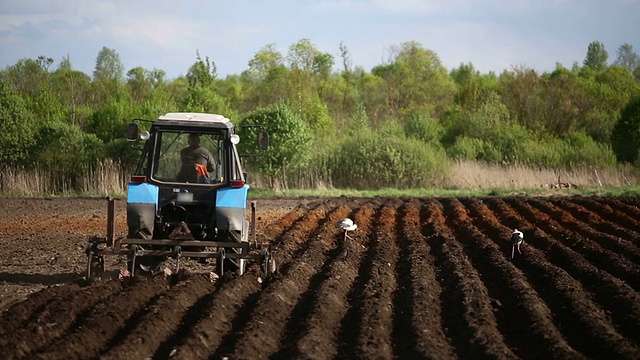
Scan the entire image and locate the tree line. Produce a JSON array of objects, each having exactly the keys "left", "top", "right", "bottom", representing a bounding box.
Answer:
[{"left": 1, "top": 39, "right": 640, "bottom": 192}]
